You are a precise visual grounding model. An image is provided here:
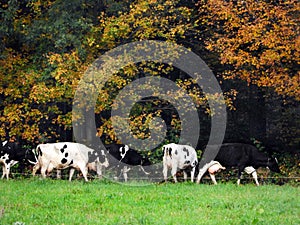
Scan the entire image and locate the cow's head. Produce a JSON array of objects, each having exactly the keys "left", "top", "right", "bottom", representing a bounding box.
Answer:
[
  {"left": 91, "top": 149, "right": 109, "bottom": 168},
  {"left": 267, "top": 157, "right": 280, "bottom": 173},
  {"left": 99, "top": 149, "right": 109, "bottom": 168},
  {"left": 119, "top": 145, "right": 129, "bottom": 159},
  {"left": 0, "top": 153, "right": 9, "bottom": 164}
]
